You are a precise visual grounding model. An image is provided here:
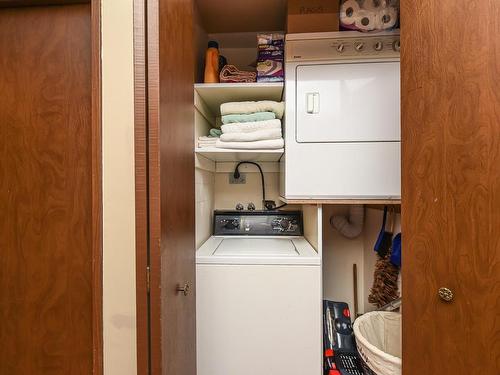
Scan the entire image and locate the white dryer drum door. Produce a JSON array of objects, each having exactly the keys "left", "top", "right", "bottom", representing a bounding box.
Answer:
[{"left": 296, "top": 61, "right": 400, "bottom": 143}]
